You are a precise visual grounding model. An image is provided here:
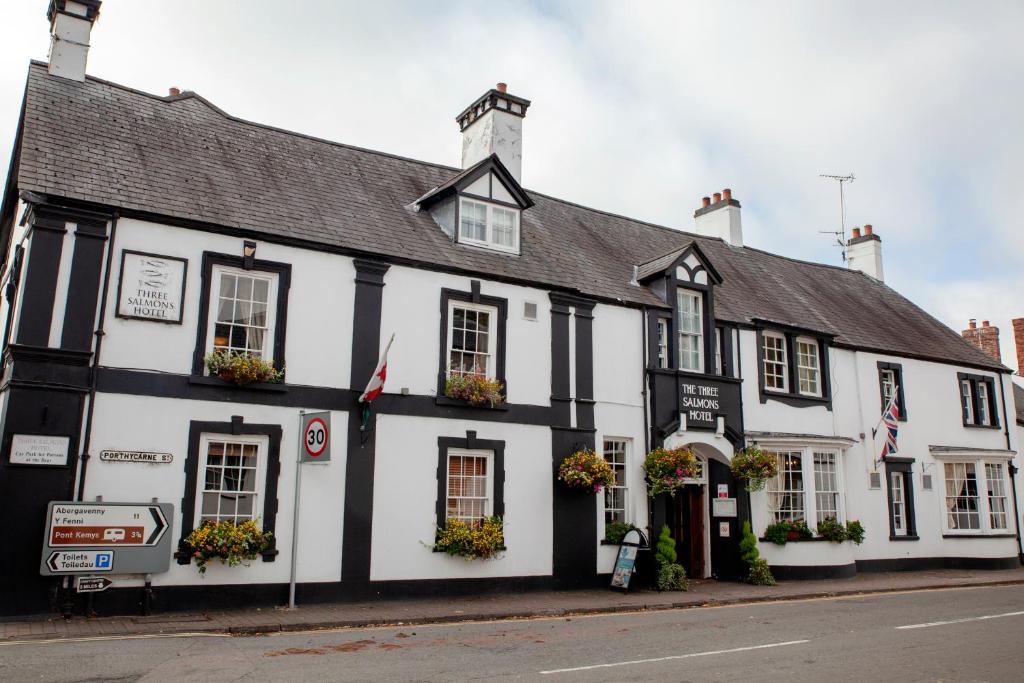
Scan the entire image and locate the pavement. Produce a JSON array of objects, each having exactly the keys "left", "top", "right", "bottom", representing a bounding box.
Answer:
[{"left": 3, "top": 567, "right": 1024, "bottom": 642}]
